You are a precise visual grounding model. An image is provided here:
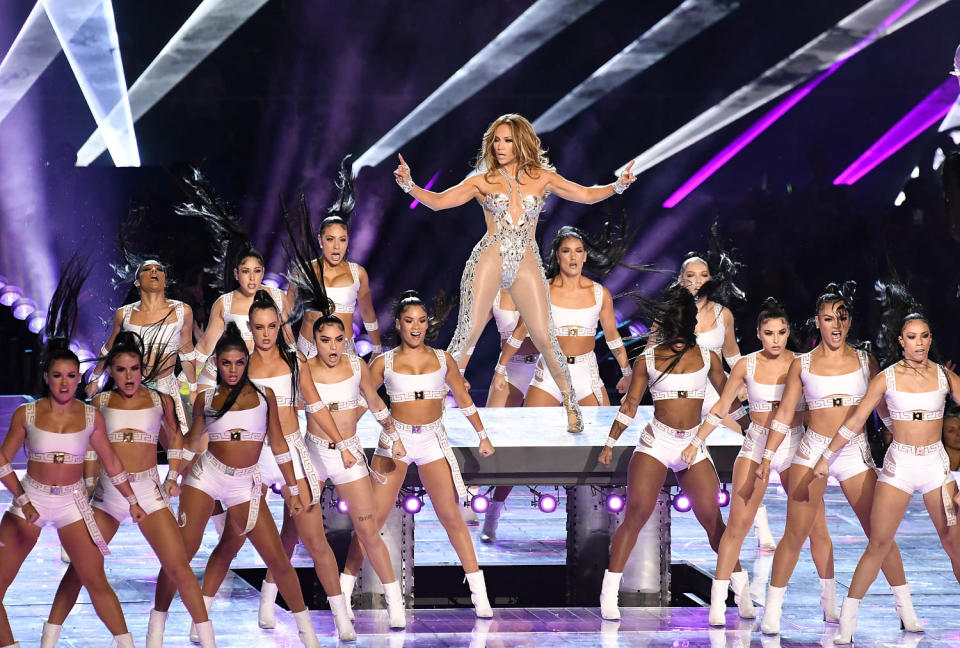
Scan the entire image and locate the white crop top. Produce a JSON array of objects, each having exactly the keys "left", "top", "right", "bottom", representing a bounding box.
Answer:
[
  {"left": 883, "top": 364, "right": 948, "bottom": 421},
  {"left": 121, "top": 300, "right": 185, "bottom": 357},
  {"left": 384, "top": 348, "right": 447, "bottom": 403},
  {"left": 695, "top": 302, "right": 725, "bottom": 354},
  {"left": 250, "top": 373, "right": 297, "bottom": 409},
  {"left": 23, "top": 401, "right": 95, "bottom": 464},
  {"left": 204, "top": 389, "right": 268, "bottom": 442},
  {"left": 325, "top": 262, "right": 361, "bottom": 314},
  {"left": 492, "top": 291, "right": 521, "bottom": 339},
  {"left": 313, "top": 355, "right": 363, "bottom": 411},
  {"left": 553, "top": 282, "right": 603, "bottom": 337},
  {"left": 744, "top": 352, "right": 806, "bottom": 413},
  {"left": 799, "top": 349, "right": 870, "bottom": 409},
  {"left": 220, "top": 287, "right": 285, "bottom": 341},
  {"left": 98, "top": 390, "right": 163, "bottom": 445},
  {"left": 645, "top": 345, "right": 710, "bottom": 401}
]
